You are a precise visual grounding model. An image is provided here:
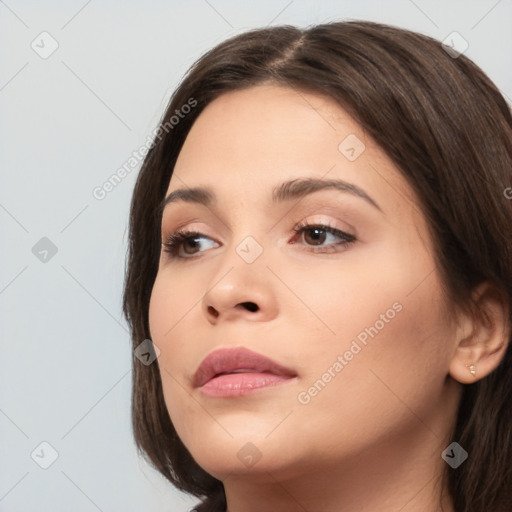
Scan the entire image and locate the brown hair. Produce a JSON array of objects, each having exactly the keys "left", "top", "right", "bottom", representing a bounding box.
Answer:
[{"left": 123, "top": 20, "right": 512, "bottom": 512}]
